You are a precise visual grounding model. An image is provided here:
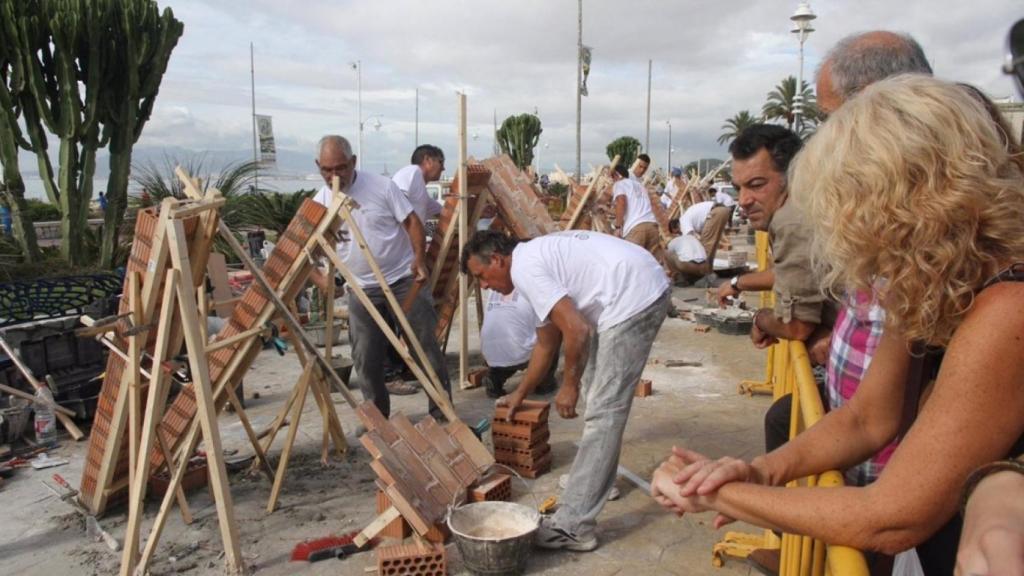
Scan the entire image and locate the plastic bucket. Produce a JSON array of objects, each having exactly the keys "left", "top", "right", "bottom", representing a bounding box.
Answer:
[{"left": 447, "top": 501, "right": 540, "bottom": 576}]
